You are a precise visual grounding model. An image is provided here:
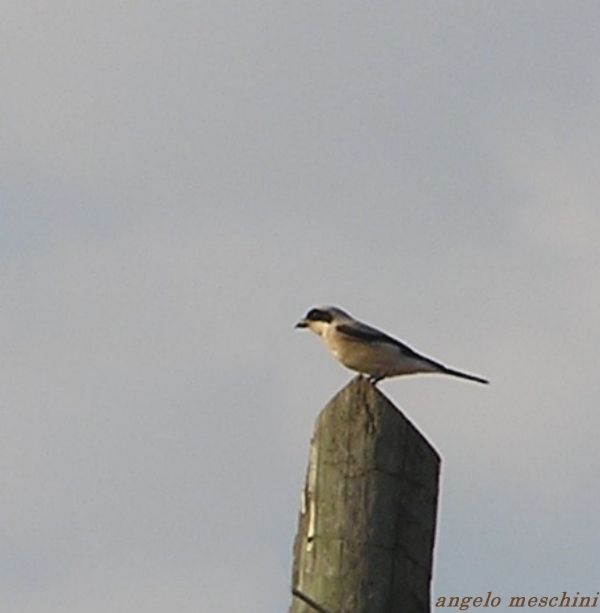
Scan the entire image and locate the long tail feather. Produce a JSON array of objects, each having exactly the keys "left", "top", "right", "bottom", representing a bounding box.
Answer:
[{"left": 442, "top": 366, "right": 489, "bottom": 385}]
